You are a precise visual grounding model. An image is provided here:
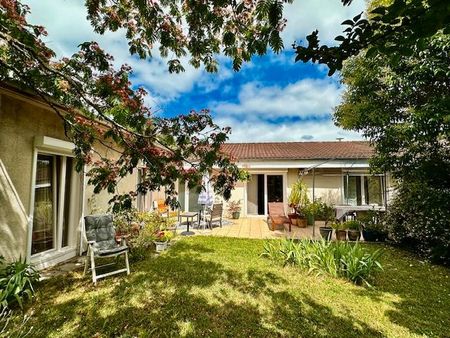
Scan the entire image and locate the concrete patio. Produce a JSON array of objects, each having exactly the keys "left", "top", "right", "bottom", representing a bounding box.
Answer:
[{"left": 192, "top": 217, "right": 323, "bottom": 240}]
